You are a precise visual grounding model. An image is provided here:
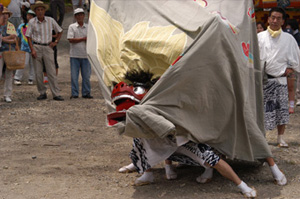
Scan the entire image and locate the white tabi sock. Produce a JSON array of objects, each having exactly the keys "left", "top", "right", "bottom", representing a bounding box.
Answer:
[
  {"left": 277, "top": 135, "right": 286, "bottom": 144},
  {"left": 270, "top": 164, "right": 283, "bottom": 179},
  {"left": 270, "top": 164, "right": 287, "bottom": 185},
  {"left": 237, "top": 181, "right": 256, "bottom": 197},
  {"left": 134, "top": 171, "right": 154, "bottom": 186},
  {"left": 200, "top": 167, "right": 213, "bottom": 179},
  {"left": 237, "top": 181, "right": 252, "bottom": 193},
  {"left": 165, "top": 164, "right": 177, "bottom": 180},
  {"left": 196, "top": 167, "right": 213, "bottom": 184},
  {"left": 118, "top": 163, "right": 136, "bottom": 173}
]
